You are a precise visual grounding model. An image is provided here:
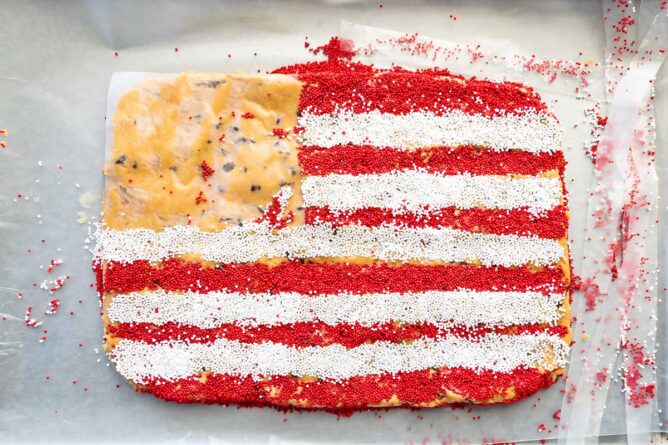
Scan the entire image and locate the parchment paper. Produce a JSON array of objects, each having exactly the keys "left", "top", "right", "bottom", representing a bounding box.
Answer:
[{"left": 1, "top": 1, "right": 666, "bottom": 443}]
